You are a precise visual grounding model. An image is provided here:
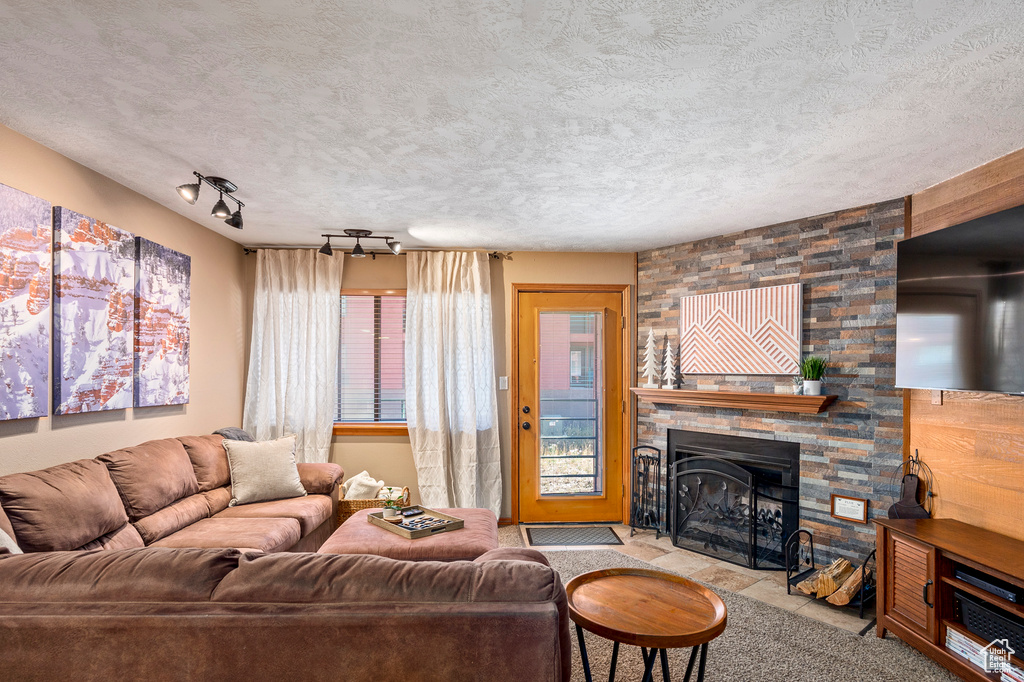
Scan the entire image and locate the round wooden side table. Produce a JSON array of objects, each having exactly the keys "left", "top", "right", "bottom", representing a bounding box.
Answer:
[{"left": 565, "top": 567, "right": 728, "bottom": 682}]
